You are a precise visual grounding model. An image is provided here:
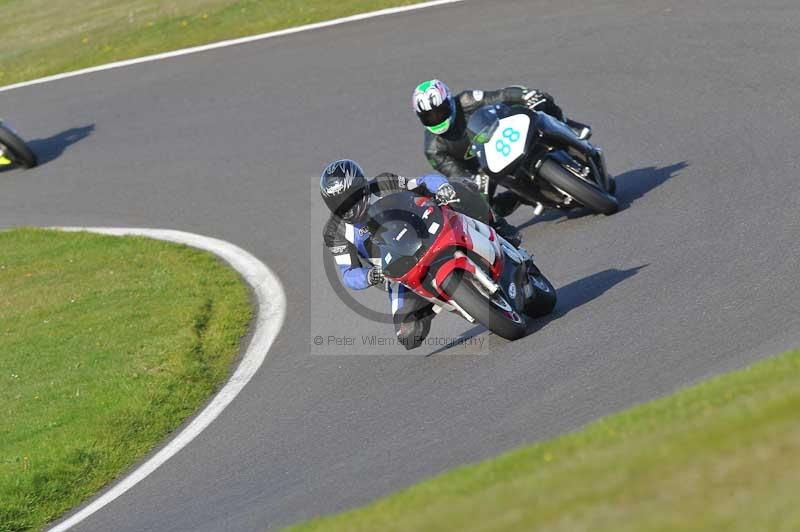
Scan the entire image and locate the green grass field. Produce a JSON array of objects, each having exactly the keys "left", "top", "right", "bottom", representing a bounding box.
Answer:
[
  {"left": 0, "top": 229, "right": 251, "bottom": 532},
  {"left": 0, "top": 0, "right": 425, "bottom": 87},
  {"left": 287, "top": 349, "right": 800, "bottom": 532}
]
